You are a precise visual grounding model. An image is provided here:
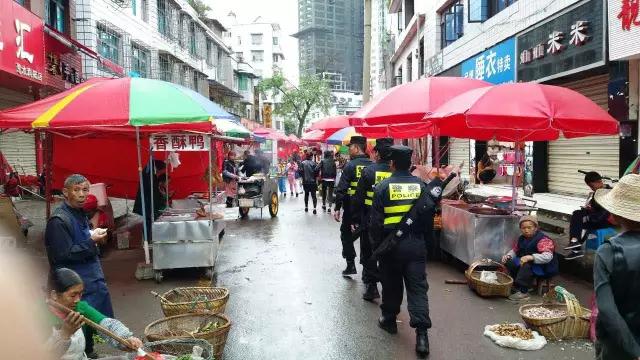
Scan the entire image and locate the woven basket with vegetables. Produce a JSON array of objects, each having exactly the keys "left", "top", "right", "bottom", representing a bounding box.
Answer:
[
  {"left": 143, "top": 339, "right": 214, "bottom": 360},
  {"left": 145, "top": 313, "right": 231, "bottom": 360}
]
